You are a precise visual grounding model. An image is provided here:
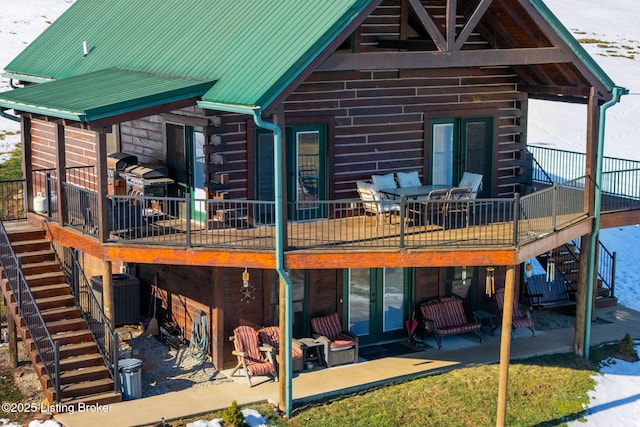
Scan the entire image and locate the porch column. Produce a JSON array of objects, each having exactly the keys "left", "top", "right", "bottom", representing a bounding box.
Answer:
[
  {"left": 96, "top": 131, "right": 109, "bottom": 242},
  {"left": 54, "top": 123, "right": 67, "bottom": 224},
  {"left": 278, "top": 275, "right": 287, "bottom": 411},
  {"left": 496, "top": 265, "right": 516, "bottom": 427},
  {"left": 574, "top": 88, "right": 600, "bottom": 356},
  {"left": 21, "top": 116, "right": 33, "bottom": 212},
  {"left": 101, "top": 260, "right": 115, "bottom": 331},
  {"left": 212, "top": 267, "right": 224, "bottom": 369}
]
